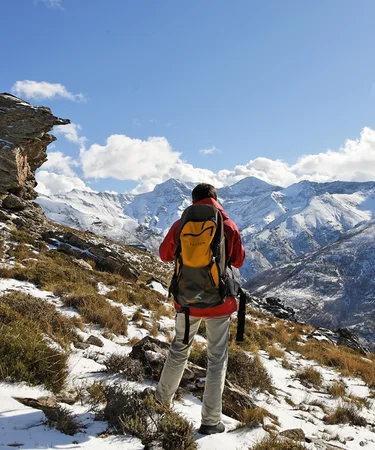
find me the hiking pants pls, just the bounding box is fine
[155,313,231,426]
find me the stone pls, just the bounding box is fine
[279,428,305,441]
[86,335,104,347]
[72,258,93,271]
[74,341,90,350]
[13,396,58,409]
[2,194,26,211]
[42,230,140,280]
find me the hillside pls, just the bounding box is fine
[2,215,375,449]
[246,220,375,351]
[1,93,375,450]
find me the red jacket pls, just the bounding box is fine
[159,198,245,317]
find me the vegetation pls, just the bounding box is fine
[0,303,67,392]
[44,406,82,435]
[296,366,323,388]
[103,353,144,381]
[249,435,306,450]
[324,404,367,426]
[102,386,197,449]
[328,381,346,398]
[0,291,82,349]
[63,291,128,335]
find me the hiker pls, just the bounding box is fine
[155,183,245,435]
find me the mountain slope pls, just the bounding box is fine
[37,178,375,280]
[246,220,375,349]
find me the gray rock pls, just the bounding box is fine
[86,335,104,347]
[72,258,93,271]
[0,93,69,200]
[2,194,26,211]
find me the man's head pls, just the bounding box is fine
[192,183,218,203]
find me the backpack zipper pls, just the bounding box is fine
[183,226,215,238]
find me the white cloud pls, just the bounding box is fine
[35,0,63,9]
[80,135,180,181]
[43,127,375,195]
[36,171,91,196]
[41,151,77,176]
[200,146,220,155]
[12,80,85,102]
[54,123,87,148]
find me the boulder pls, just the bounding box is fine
[2,194,26,211]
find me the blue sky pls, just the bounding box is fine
[2,0,375,194]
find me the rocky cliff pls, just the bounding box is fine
[0,93,69,205]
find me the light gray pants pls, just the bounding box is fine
[155,313,231,426]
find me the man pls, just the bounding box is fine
[155,183,245,435]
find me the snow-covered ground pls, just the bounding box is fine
[1,277,375,449]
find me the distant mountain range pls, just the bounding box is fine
[37,177,375,347]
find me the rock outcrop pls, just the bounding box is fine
[0,93,69,203]
[0,93,70,235]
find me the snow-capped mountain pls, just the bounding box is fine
[37,177,375,280]
[246,219,375,350]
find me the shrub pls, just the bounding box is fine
[328,381,346,398]
[296,366,323,387]
[324,404,367,426]
[86,381,107,410]
[103,353,144,381]
[102,386,197,448]
[227,348,273,393]
[0,291,82,349]
[249,436,306,450]
[240,406,271,428]
[158,410,197,450]
[0,308,67,392]
[44,406,82,435]
[10,227,35,244]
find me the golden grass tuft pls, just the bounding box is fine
[296,366,323,387]
[0,303,67,392]
[0,291,83,349]
[328,381,346,398]
[63,291,128,335]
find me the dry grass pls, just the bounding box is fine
[227,348,273,393]
[10,227,36,245]
[328,381,346,398]
[102,386,197,449]
[0,303,68,392]
[249,435,306,450]
[0,238,4,259]
[103,353,144,381]
[296,366,323,388]
[63,291,128,335]
[240,406,273,428]
[44,406,82,435]
[324,404,367,426]
[297,340,375,388]
[0,291,83,349]
[7,243,35,260]
[268,345,285,360]
[231,318,304,353]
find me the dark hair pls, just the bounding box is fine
[192,183,218,203]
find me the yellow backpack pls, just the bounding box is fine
[169,204,227,310]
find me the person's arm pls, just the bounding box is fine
[159,220,180,262]
[225,223,245,268]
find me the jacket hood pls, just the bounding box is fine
[193,197,230,221]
